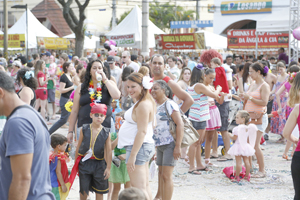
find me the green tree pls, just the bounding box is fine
[115,3,195,31]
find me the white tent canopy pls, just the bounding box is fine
[106,5,165,48]
[0,30,3,34]
[8,9,58,49]
[195,30,227,49]
[256,8,289,33]
[63,33,99,49]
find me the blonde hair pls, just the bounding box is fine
[211,57,221,66]
[237,110,250,125]
[288,72,300,107]
[138,66,149,76]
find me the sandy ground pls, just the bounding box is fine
[47,113,295,200]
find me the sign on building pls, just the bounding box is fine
[0,34,25,48]
[37,37,73,50]
[170,20,213,29]
[221,0,272,15]
[108,34,135,47]
[227,29,288,49]
[155,33,205,50]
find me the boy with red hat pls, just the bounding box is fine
[71,103,112,200]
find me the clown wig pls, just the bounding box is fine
[200,49,223,67]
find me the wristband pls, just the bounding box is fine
[103,79,108,84]
[68,131,74,134]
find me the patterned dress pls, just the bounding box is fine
[271,76,289,135]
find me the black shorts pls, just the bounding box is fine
[267,100,274,123]
[216,101,230,132]
[79,159,108,195]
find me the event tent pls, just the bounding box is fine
[195,30,227,49]
[105,5,165,48]
[8,9,58,49]
[63,33,99,49]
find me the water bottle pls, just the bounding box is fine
[96,72,102,82]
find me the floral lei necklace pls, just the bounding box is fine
[89,79,102,103]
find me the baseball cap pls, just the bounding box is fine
[107,56,115,64]
[42,51,51,57]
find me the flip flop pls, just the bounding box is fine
[188,170,202,175]
[217,156,233,161]
[196,167,212,171]
[210,155,219,159]
[206,162,218,167]
[252,172,266,178]
[282,154,289,160]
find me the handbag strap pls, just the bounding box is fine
[164,100,172,121]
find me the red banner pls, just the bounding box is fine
[155,33,205,50]
[227,29,289,49]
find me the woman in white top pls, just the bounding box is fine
[118,73,156,200]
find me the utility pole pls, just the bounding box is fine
[3,0,8,59]
[112,0,117,29]
[141,0,149,57]
[196,0,200,32]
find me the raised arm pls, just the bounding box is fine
[194,83,221,100]
[100,71,120,100]
[168,80,193,113]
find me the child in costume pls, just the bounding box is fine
[111,99,122,121]
[49,134,70,200]
[72,103,112,200]
[228,110,257,182]
[109,111,131,200]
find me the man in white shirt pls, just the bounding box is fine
[165,56,180,81]
[122,51,140,72]
[107,56,122,85]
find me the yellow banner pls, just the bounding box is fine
[37,37,70,49]
[0,34,25,48]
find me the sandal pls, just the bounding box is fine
[196,167,212,171]
[252,171,266,178]
[188,170,202,175]
[206,162,218,167]
[276,137,285,143]
[217,155,233,161]
[210,154,219,159]
[282,154,289,160]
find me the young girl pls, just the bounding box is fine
[203,69,225,166]
[275,65,300,160]
[187,64,222,174]
[228,110,257,182]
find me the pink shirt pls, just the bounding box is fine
[295,105,300,152]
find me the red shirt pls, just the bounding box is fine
[37,71,47,87]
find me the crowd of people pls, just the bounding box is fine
[0,47,299,200]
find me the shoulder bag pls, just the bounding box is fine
[164,101,200,148]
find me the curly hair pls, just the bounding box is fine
[200,49,223,66]
[80,60,110,95]
[16,68,38,90]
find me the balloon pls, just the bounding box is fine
[109,40,117,46]
[104,42,111,51]
[110,45,115,51]
[293,27,300,40]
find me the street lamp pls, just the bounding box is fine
[11,4,28,59]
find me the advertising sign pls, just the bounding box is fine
[170,20,213,29]
[227,29,289,49]
[155,33,205,50]
[108,34,135,47]
[37,37,72,49]
[0,34,25,48]
[221,0,272,15]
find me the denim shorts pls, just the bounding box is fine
[125,143,155,166]
[191,120,206,130]
[255,113,268,133]
[156,141,177,166]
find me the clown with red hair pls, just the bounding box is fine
[200,49,233,161]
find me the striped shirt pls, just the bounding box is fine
[188,84,210,122]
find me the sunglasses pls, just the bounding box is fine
[122,56,127,58]
[94,113,103,117]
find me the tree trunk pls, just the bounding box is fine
[75,33,84,57]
